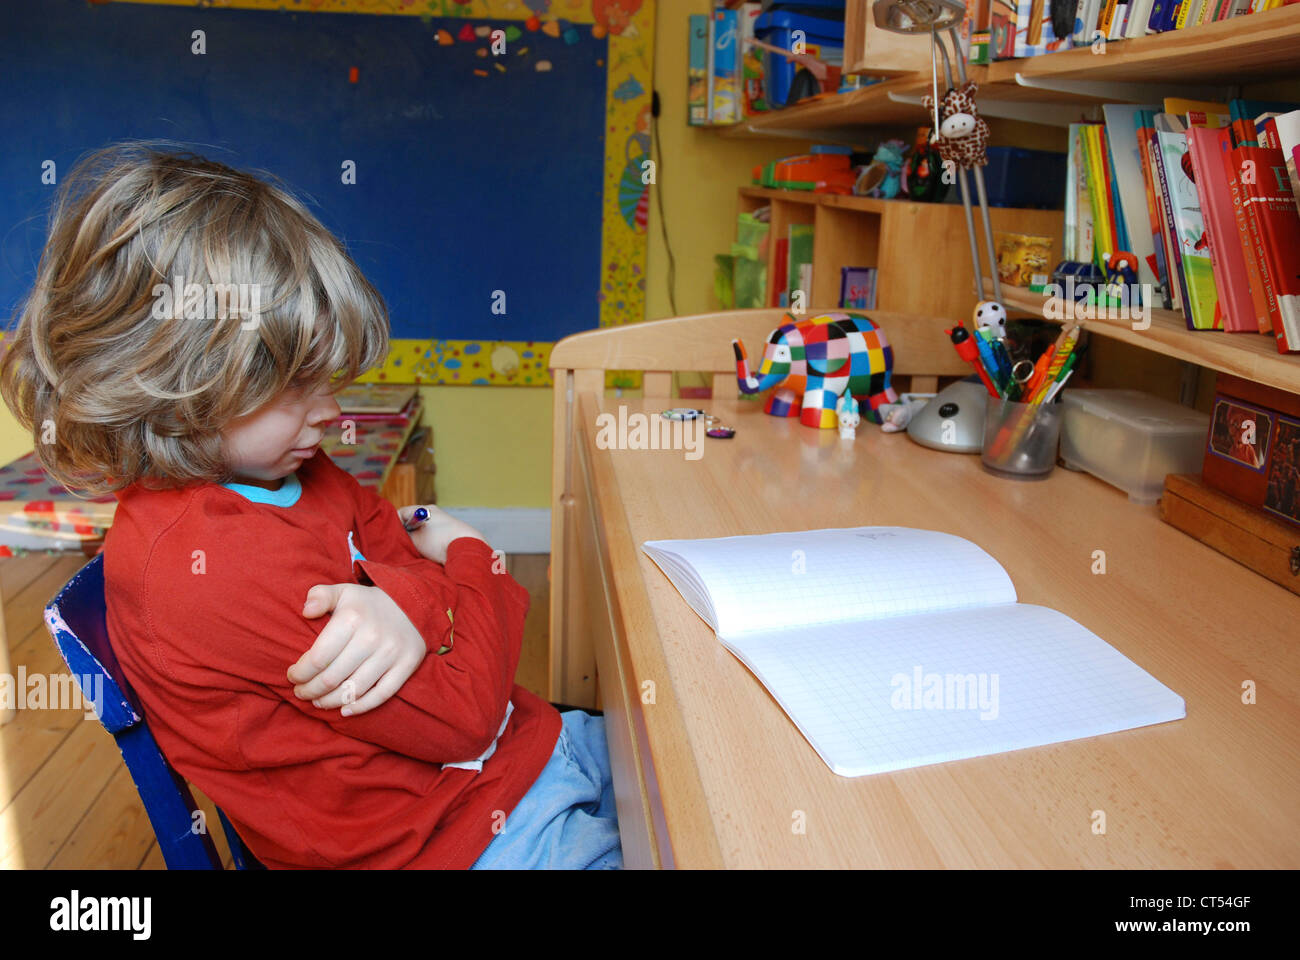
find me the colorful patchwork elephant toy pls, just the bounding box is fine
[732,312,898,429]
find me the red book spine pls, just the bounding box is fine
[1224,138,1273,334]
[1241,139,1300,353]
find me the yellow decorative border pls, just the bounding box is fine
[120,0,654,387]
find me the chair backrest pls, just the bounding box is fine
[44,554,262,870]
[545,307,969,704]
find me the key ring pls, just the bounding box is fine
[1011,360,1035,385]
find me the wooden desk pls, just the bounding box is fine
[569,393,1300,869]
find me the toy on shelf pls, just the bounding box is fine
[1103,251,1140,306]
[854,139,907,199]
[901,127,946,202]
[753,146,857,195]
[836,393,861,439]
[732,312,898,430]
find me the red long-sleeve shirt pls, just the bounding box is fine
[103,449,561,869]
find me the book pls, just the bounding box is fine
[1187,126,1257,331]
[1145,115,1183,309]
[1222,131,1274,333]
[705,10,716,124]
[1236,126,1300,352]
[738,2,767,116]
[839,266,877,309]
[1067,124,1097,266]
[1156,112,1226,329]
[712,7,740,125]
[641,527,1186,778]
[1126,0,1157,34]
[1075,0,1105,40]
[1269,109,1300,214]
[1104,104,1163,289]
[1135,110,1173,305]
[1152,115,1193,316]
[688,15,709,126]
[787,223,815,307]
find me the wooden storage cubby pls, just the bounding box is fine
[739,186,1063,323]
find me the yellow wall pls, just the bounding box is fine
[0,2,804,507]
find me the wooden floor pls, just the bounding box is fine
[0,551,552,869]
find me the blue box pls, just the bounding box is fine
[944,147,1066,209]
[754,9,844,109]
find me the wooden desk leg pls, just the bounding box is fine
[0,597,14,725]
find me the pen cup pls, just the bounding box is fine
[981,399,1063,479]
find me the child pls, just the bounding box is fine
[0,142,622,869]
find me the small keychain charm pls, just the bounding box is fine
[661,408,706,421]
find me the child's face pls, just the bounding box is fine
[221,381,342,490]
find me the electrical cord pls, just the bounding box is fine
[650,90,677,316]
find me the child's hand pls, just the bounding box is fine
[289,583,427,716]
[397,504,488,565]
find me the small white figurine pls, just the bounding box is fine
[973,299,1008,340]
[836,393,861,439]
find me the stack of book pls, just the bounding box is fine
[1063,98,1300,353]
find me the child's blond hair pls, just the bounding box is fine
[0,141,390,497]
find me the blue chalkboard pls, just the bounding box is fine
[0,0,607,344]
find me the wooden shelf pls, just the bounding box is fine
[712,7,1300,136]
[740,186,887,213]
[987,5,1300,87]
[991,283,1300,394]
[716,75,933,139]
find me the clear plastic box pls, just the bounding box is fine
[1059,389,1210,504]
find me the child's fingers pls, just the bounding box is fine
[294,629,375,703]
[288,611,359,689]
[311,651,392,710]
[338,665,410,717]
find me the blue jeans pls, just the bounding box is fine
[470,709,623,869]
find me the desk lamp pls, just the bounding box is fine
[872,0,1003,453]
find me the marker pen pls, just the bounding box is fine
[403,507,429,532]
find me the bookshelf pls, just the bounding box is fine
[740,186,1062,323]
[718,6,1300,393]
[992,283,1300,395]
[718,6,1300,138]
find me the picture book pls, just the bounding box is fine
[1186,126,1256,332]
[688,15,709,126]
[839,266,877,309]
[1238,122,1300,352]
[738,2,768,116]
[1155,112,1225,329]
[1221,129,1274,334]
[1135,110,1173,305]
[1103,104,1162,287]
[712,8,740,125]
[641,527,1186,778]
[1146,114,1183,310]
[1067,123,1096,266]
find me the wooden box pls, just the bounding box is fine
[843,0,938,76]
[1160,473,1300,597]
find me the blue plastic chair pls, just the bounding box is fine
[43,553,263,869]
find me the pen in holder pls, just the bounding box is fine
[981,399,1062,479]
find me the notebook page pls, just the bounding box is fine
[642,527,1016,637]
[722,603,1185,777]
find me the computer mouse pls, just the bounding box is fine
[906,377,988,454]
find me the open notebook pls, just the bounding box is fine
[641,527,1185,777]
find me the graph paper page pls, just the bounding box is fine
[723,603,1186,777]
[642,527,1017,637]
